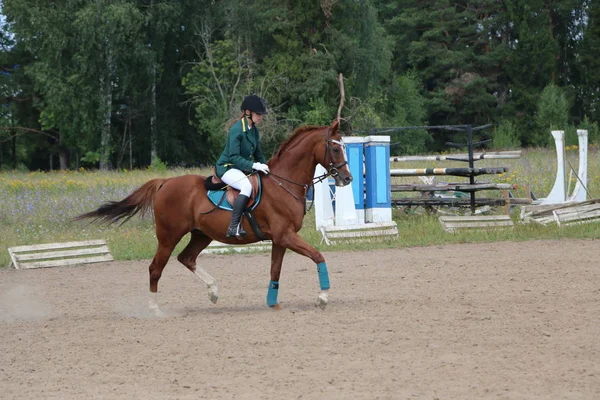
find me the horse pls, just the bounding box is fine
[76,119,352,315]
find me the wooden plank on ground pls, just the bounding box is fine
[15,247,110,261]
[326,229,399,239]
[322,222,398,232]
[438,215,512,222]
[520,199,600,226]
[8,239,113,269]
[9,240,107,253]
[22,254,114,269]
[203,241,272,254]
[439,215,514,233]
[319,222,399,245]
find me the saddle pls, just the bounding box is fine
[204,170,267,240]
[204,169,261,209]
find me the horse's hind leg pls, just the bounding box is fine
[177,230,219,304]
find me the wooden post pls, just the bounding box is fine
[503,190,510,215]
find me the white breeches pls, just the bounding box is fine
[221,168,252,196]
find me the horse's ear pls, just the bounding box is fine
[330,119,340,134]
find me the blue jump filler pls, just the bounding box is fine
[267,280,279,306]
[316,262,330,290]
[364,136,392,223]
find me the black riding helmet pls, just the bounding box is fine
[241,95,268,115]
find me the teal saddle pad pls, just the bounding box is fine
[207,175,263,211]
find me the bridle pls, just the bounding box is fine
[268,128,348,213]
[315,128,348,183]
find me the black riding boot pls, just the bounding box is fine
[226,194,249,239]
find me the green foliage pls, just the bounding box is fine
[80,151,101,165]
[149,157,168,172]
[579,116,599,145]
[577,0,600,124]
[302,98,336,126]
[493,120,521,149]
[534,84,569,146]
[348,96,384,131]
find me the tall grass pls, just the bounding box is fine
[1,146,598,268]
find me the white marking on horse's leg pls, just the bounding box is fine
[193,267,219,304]
[317,290,329,310]
[148,292,165,317]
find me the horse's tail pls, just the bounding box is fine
[75,178,167,225]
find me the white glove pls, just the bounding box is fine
[252,162,270,174]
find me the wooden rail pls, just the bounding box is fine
[391,183,516,192]
[391,198,532,207]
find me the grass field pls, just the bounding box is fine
[1,145,598,268]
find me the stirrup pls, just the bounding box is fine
[226,223,246,239]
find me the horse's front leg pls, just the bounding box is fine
[267,244,287,309]
[277,231,330,310]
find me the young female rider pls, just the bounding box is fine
[215,95,270,238]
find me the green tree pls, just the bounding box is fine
[535,84,569,146]
[375,1,508,149]
[577,0,600,124]
[3,0,152,169]
[503,0,584,143]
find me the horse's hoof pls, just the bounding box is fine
[149,306,166,317]
[148,295,166,317]
[208,285,219,304]
[316,291,329,310]
[269,304,282,310]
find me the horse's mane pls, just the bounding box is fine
[271,125,322,161]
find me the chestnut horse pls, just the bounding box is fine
[76,120,352,315]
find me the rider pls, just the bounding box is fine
[215,95,270,238]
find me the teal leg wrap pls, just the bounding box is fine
[317,262,330,290]
[267,281,279,306]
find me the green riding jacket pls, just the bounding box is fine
[215,116,267,178]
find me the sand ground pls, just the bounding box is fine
[1,239,599,400]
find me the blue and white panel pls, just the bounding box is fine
[364,136,392,223]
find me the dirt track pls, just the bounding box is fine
[1,239,599,400]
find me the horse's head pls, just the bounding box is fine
[318,120,353,187]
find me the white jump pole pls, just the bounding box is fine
[540,130,567,205]
[567,129,588,202]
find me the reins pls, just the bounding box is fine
[268,128,348,213]
[268,169,337,214]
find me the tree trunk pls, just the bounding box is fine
[12,135,16,169]
[150,62,158,164]
[100,46,113,170]
[59,150,69,170]
[129,111,133,170]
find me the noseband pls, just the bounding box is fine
[323,128,348,178]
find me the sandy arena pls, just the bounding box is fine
[1,239,599,399]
